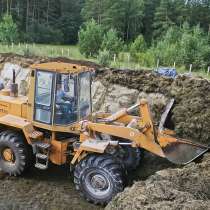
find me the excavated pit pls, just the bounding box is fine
[0,53,209,209]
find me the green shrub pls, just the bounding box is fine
[0,14,19,44]
[130,35,146,60]
[149,24,210,69]
[97,49,111,66]
[79,19,103,57]
[22,47,36,57]
[135,51,155,67]
[178,25,210,68]
[101,29,123,57]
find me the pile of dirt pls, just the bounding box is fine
[96,68,210,144]
[106,153,210,210]
[0,53,101,69]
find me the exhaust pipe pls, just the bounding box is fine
[10,69,18,97]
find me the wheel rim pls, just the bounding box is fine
[1,148,15,163]
[84,170,112,198]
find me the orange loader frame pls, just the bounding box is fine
[72,99,209,165]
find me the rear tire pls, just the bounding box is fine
[0,130,33,176]
[74,154,124,205]
[119,146,142,171]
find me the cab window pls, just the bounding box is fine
[34,71,53,124]
[54,74,78,125]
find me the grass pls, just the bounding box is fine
[0,43,85,59]
[0,43,209,79]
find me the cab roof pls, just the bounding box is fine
[30,62,94,74]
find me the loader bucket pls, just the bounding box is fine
[162,139,209,165]
[158,99,209,165]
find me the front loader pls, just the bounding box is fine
[0,62,208,205]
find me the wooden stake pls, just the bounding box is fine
[156,59,160,69]
[114,54,116,63]
[189,64,192,73]
[127,54,130,67]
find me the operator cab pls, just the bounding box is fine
[30,62,93,126]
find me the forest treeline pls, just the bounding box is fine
[0,0,210,69]
[0,0,210,44]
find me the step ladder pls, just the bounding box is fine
[34,142,50,170]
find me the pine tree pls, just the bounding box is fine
[142,0,160,43]
[153,0,174,39]
[58,0,83,44]
[81,0,106,24]
[0,14,18,43]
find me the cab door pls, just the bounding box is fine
[34,70,54,124]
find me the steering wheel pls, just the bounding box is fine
[62,96,75,103]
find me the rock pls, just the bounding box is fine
[101,85,139,113]
[92,81,107,112]
[0,63,30,95]
[19,80,29,96]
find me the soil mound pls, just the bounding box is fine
[97,68,210,144]
[0,53,101,69]
[106,153,210,210]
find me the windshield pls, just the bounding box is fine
[79,72,91,119]
[54,73,78,125]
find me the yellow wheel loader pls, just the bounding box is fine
[0,62,208,205]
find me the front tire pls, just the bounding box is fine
[74,154,124,205]
[0,130,33,176]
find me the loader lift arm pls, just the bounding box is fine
[73,99,209,165]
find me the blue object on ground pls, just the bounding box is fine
[155,67,177,78]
